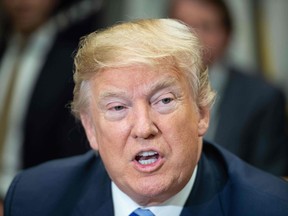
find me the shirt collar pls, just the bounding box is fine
[112,165,198,216]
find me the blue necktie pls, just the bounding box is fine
[129,208,155,216]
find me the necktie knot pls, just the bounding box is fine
[129,208,155,216]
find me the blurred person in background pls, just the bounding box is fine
[169,0,288,176]
[0,0,104,211]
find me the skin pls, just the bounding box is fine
[2,0,58,37]
[81,64,209,206]
[170,0,230,65]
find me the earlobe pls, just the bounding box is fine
[198,108,210,137]
[80,113,99,150]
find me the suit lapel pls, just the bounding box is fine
[22,35,79,167]
[181,142,228,216]
[72,143,228,216]
[72,157,114,216]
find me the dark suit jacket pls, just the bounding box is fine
[0,26,92,169]
[21,30,90,168]
[212,66,288,176]
[5,141,288,216]
[0,7,107,169]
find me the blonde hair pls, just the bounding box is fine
[71,18,215,119]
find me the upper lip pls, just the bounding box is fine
[133,148,162,161]
[137,151,158,157]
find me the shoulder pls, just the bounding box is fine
[202,141,288,214]
[4,151,105,215]
[8,150,99,189]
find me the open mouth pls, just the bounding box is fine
[135,151,159,165]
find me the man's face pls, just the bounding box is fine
[3,0,58,34]
[81,64,209,205]
[171,0,230,65]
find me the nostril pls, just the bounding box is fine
[133,131,157,140]
[144,134,156,140]
[130,108,159,139]
[131,123,159,139]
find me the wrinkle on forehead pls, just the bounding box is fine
[88,63,193,105]
[97,75,184,101]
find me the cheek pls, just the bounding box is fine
[162,109,200,152]
[172,105,199,133]
[94,121,135,187]
[95,119,131,154]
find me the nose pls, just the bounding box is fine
[130,103,159,139]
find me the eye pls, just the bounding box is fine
[161,97,173,104]
[105,103,128,121]
[112,105,125,111]
[152,93,177,114]
[106,102,127,112]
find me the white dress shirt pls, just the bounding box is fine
[112,166,198,216]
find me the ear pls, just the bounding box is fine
[80,113,99,150]
[198,107,210,137]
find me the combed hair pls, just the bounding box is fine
[71,18,215,119]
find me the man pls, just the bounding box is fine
[4,19,288,216]
[169,0,288,176]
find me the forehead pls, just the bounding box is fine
[90,64,189,96]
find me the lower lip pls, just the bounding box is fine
[132,156,164,173]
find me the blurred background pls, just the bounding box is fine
[1,0,287,100]
[104,0,288,104]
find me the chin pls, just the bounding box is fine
[129,176,180,206]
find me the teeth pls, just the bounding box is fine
[138,151,158,157]
[135,151,159,165]
[139,158,157,165]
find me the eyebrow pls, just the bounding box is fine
[98,76,181,101]
[145,76,181,97]
[98,88,128,101]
